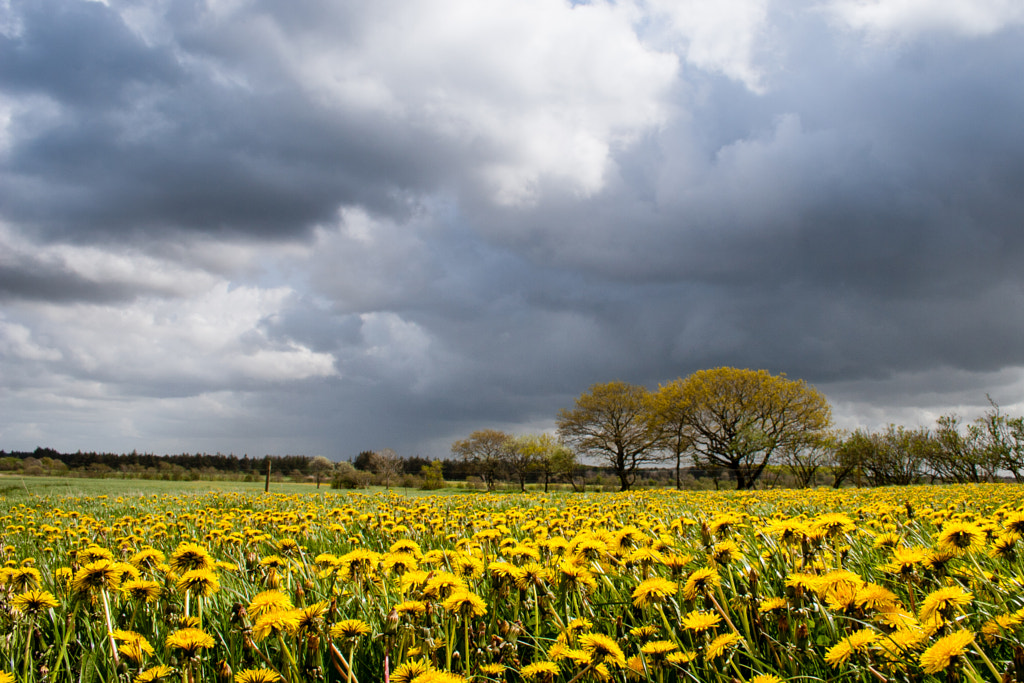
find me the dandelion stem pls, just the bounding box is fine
[101,588,120,666]
[22,616,35,682]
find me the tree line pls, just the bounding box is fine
[452,367,1024,491]
[0,449,322,482]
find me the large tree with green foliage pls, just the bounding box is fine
[556,381,662,491]
[451,429,514,491]
[661,367,833,490]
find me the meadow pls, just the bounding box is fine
[2,481,1024,683]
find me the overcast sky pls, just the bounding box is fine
[2,0,1024,460]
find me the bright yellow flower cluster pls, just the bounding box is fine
[0,483,1023,682]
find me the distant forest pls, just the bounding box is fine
[0,447,687,490]
[0,447,530,484]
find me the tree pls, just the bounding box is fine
[778,438,836,488]
[369,448,404,489]
[420,460,445,490]
[974,399,1024,483]
[856,425,934,486]
[451,430,514,491]
[830,430,871,488]
[352,451,376,471]
[663,368,833,490]
[512,434,574,493]
[648,384,695,489]
[507,435,543,492]
[929,415,998,483]
[556,381,662,491]
[309,456,335,488]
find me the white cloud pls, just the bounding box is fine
[0,318,62,362]
[5,279,336,389]
[830,0,1024,38]
[643,0,770,91]
[239,0,679,205]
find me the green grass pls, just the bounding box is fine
[0,474,476,501]
[0,474,343,500]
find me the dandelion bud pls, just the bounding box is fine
[215,659,232,683]
[231,602,246,624]
[748,568,759,595]
[386,608,400,631]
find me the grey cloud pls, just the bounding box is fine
[3,0,1024,456]
[0,260,143,303]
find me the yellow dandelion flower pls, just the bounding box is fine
[11,589,59,616]
[247,590,293,618]
[628,624,659,639]
[759,597,788,613]
[122,579,163,603]
[681,610,721,633]
[881,546,930,575]
[391,660,434,683]
[919,586,972,623]
[134,665,176,683]
[423,572,466,599]
[749,675,785,683]
[624,655,647,680]
[251,610,301,642]
[514,563,548,590]
[631,576,677,608]
[409,671,466,683]
[519,662,560,680]
[165,628,215,657]
[683,567,720,601]
[129,548,166,570]
[937,522,986,554]
[704,632,742,661]
[234,669,283,683]
[639,640,678,660]
[72,559,122,594]
[176,568,220,597]
[330,619,372,641]
[710,540,741,566]
[919,629,975,674]
[478,663,506,676]
[169,542,215,573]
[120,640,155,664]
[8,566,42,591]
[855,583,898,612]
[666,650,698,665]
[442,589,487,618]
[825,629,878,668]
[579,632,626,668]
[548,643,590,666]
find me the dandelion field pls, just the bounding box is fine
[4,485,1024,683]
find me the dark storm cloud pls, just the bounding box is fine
[2,0,1024,456]
[0,0,460,243]
[0,258,144,303]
